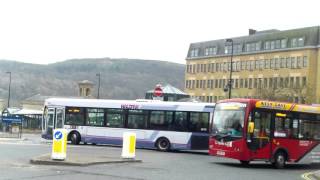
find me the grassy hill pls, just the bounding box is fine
[0,58,185,106]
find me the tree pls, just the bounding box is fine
[253,83,313,104]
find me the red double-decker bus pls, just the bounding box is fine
[209,98,320,168]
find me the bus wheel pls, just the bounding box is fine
[273,151,286,169]
[70,132,80,145]
[240,160,250,166]
[156,138,171,152]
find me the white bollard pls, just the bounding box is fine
[51,129,67,160]
[121,132,136,159]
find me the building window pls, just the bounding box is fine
[246,42,260,52]
[279,77,283,88]
[291,57,296,68]
[250,61,254,71]
[244,79,248,88]
[270,41,275,50]
[269,78,273,88]
[297,56,302,68]
[236,61,241,71]
[280,58,285,68]
[254,78,257,88]
[240,79,243,88]
[265,59,270,69]
[275,58,280,69]
[284,77,289,88]
[211,63,215,72]
[281,39,287,48]
[196,80,199,88]
[190,48,199,57]
[259,60,264,69]
[303,56,308,67]
[270,58,275,69]
[249,78,253,89]
[246,61,250,70]
[255,42,261,51]
[263,78,268,88]
[298,37,304,47]
[234,79,238,88]
[302,77,307,86]
[265,41,270,50]
[255,60,259,70]
[286,57,291,68]
[291,38,297,48]
[275,40,281,49]
[233,44,242,54]
[225,45,232,54]
[241,61,246,70]
[290,77,294,88]
[296,77,300,88]
[205,47,217,56]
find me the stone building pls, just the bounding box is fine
[185,26,320,104]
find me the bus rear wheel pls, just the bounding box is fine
[70,132,81,145]
[156,138,171,152]
[273,151,286,169]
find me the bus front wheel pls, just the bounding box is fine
[156,138,171,152]
[273,151,286,169]
[70,132,81,145]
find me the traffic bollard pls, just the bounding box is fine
[121,132,136,159]
[51,129,67,160]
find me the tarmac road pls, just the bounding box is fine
[0,135,318,180]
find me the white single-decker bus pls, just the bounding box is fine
[42,98,215,151]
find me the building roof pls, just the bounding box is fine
[187,26,320,59]
[3,107,21,114]
[13,109,43,115]
[23,94,84,103]
[78,80,94,85]
[146,84,188,95]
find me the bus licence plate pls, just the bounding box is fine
[217,151,225,156]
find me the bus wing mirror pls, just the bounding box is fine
[248,122,254,134]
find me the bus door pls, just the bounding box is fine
[46,108,55,138]
[55,108,65,129]
[247,109,272,160]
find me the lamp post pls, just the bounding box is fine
[6,72,11,107]
[225,39,233,99]
[96,73,101,99]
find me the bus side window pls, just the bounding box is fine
[189,112,209,132]
[173,112,188,131]
[298,113,320,140]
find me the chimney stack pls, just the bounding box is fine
[249,29,257,35]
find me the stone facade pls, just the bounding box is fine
[185,26,320,104]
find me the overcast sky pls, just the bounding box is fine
[0,0,319,65]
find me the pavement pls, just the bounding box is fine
[30,153,142,166]
[2,133,142,166]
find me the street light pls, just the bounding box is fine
[225,39,234,99]
[96,73,101,99]
[6,72,11,107]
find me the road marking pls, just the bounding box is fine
[301,172,314,180]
